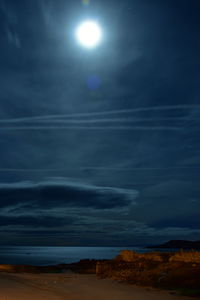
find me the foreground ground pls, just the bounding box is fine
[0,272,197,300]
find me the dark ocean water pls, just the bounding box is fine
[0,246,150,266]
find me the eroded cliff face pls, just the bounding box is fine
[169,251,200,263]
[96,250,200,291]
[115,249,200,263]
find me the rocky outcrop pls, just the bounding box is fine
[115,250,167,262]
[115,249,200,264]
[169,251,200,263]
[96,250,200,292]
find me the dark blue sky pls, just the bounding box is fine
[0,0,200,246]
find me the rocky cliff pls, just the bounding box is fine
[96,250,200,293]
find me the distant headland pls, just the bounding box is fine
[147,240,200,250]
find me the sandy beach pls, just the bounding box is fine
[0,272,196,300]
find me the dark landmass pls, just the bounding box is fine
[147,240,200,250]
[0,259,99,274]
[0,250,200,297]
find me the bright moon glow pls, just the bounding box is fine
[75,21,102,49]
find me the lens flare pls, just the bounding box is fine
[87,75,101,90]
[82,0,90,6]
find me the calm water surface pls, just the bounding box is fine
[0,246,147,265]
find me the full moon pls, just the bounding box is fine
[75,20,103,49]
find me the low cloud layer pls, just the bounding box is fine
[0,178,199,246]
[0,180,138,210]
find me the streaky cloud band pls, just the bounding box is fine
[7,116,196,124]
[0,104,199,123]
[0,166,199,172]
[0,126,182,131]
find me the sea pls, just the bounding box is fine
[0,246,154,266]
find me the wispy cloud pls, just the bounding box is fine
[0,166,199,173]
[0,104,199,123]
[5,26,21,48]
[0,126,182,131]
[0,0,21,48]
[39,0,53,26]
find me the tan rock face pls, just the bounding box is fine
[115,250,165,262]
[116,250,200,263]
[96,250,200,292]
[169,251,200,263]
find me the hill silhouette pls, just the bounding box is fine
[148,240,200,250]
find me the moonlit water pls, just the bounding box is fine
[0,246,148,266]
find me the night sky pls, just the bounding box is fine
[0,0,200,246]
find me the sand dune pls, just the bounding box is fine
[0,273,196,300]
